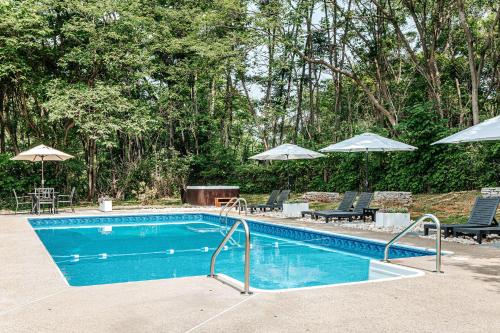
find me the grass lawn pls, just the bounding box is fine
[243,191,496,224]
[6,191,497,225]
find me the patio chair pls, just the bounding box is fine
[452,225,500,244]
[423,196,499,238]
[301,191,357,218]
[314,192,374,223]
[12,189,34,214]
[57,187,76,213]
[249,190,280,213]
[251,190,291,213]
[34,188,56,214]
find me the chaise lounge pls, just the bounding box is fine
[250,190,290,213]
[314,192,373,223]
[423,196,499,238]
[249,190,280,213]
[301,191,357,219]
[453,225,500,244]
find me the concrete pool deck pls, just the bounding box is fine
[1,209,499,332]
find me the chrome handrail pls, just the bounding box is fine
[209,218,252,294]
[383,213,443,273]
[219,197,247,234]
[219,197,239,219]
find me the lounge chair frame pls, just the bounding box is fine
[301,191,357,219]
[453,226,500,244]
[251,190,290,213]
[249,190,280,213]
[314,192,374,223]
[423,196,500,238]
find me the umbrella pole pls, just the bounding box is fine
[364,150,369,191]
[42,156,45,188]
[287,156,290,190]
[41,156,45,189]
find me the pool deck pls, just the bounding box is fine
[1,208,499,333]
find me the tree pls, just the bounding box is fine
[45,83,152,199]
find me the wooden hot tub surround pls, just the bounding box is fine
[184,186,240,206]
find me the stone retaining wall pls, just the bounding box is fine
[301,192,339,202]
[373,191,412,208]
[481,187,500,198]
[301,191,413,207]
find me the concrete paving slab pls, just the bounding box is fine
[1,210,499,332]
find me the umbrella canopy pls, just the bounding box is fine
[249,143,325,160]
[319,133,417,152]
[11,144,74,187]
[320,133,417,190]
[250,144,324,188]
[432,115,500,144]
[11,144,74,162]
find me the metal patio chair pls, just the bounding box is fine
[34,187,56,214]
[12,189,34,214]
[57,187,75,213]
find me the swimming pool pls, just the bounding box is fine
[29,213,433,290]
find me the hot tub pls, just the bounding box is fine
[183,186,240,206]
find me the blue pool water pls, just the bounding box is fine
[30,214,433,290]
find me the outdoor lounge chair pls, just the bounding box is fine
[452,225,500,244]
[423,196,499,238]
[301,191,357,218]
[314,192,373,223]
[249,190,280,213]
[250,190,290,213]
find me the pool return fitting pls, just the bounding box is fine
[209,217,252,295]
[383,213,443,273]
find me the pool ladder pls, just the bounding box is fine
[219,197,247,235]
[383,214,443,273]
[209,217,252,294]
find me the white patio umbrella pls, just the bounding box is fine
[11,144,74,188]
[249,143,325,188]
[432,115,500,144]
[320,133,417,190]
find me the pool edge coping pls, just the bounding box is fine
[26,211,450,292]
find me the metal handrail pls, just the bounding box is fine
[209,218,252,294]
[383,213,443,273]
[219,197,247,233]
[219,197,239,218]
[219,197,247,216]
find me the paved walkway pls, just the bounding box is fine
[1,209,499,332]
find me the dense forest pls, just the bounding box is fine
[0,0,499,204]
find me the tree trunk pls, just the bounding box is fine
[457,0,480,124]
[86,138,97,200]
[295,60,307,143]
[0,89,5,153]
[223,69,233,147]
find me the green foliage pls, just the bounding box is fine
[0,0,498,208]
[157,148,194,196]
